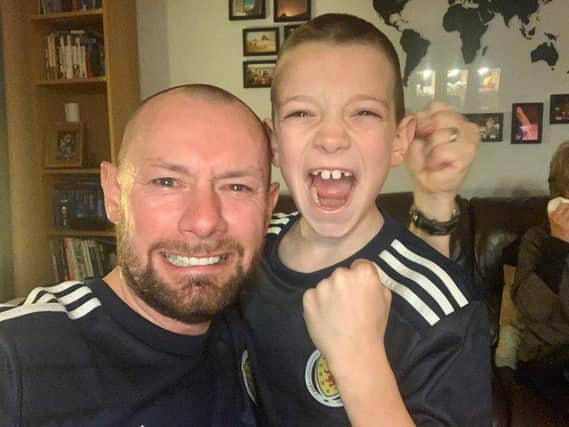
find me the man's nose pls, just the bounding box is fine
[178,186,228,238]
[313,117,350,153]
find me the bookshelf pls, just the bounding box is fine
[1,0,140,296]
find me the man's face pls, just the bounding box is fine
[112,93,277,324]
[271,42,406,239]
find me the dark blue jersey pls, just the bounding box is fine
[241,212,492,426]
[0,278,256,426]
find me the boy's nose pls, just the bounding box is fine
[313,118,350,153]
[178,186,228,239]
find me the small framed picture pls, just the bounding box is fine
[550,94,569,124]
[243,27,279,56]
[45,122,84,168]
[511,102,543,144]
[229,0,265,20]
[284,24,301,40]
[243,60,276,88]
[464,113,503,142]
[274,0,311,22]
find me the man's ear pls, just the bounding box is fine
[391,115,416,167]
[100,161,121,225]
[264,118,279,167]
[266,182,280,223]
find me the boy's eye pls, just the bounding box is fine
[357,110,381,118]
[284,110,309,119]
[152,177,176,187]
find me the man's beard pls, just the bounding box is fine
[118,232,258,324]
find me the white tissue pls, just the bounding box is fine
[547,197,569,214]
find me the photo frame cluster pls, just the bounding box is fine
[465,93,568,145]
[232,0,311,88]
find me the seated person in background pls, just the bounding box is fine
[511,140,569,408]
[240,13,490,426]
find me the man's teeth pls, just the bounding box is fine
[164,254,224,267]
[311,169,352,180]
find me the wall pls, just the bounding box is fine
[0,10,14,300]
[136,0,569,198]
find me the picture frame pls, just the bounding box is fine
[511,102,543,144]
[274,0,311,22]
[464,113,503,142]
[550,93,569,124]
[243,27,280,56]
[45,122,84,168]
[243,60,276,88]
[284,24,301,40]
[229,0,265,20]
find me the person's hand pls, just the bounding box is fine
[405,102,480,215]
[302,260,391,368]
[549,202,569,243]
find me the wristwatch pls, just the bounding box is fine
[409,204,460,236]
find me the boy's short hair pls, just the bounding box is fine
[549,140,569,197]
[271,13,405,123]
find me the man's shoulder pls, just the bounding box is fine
[266,211,299,237]
[0,281,100,333]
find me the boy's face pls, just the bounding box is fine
[270,42,410,239]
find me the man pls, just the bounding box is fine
[0,84,279,426]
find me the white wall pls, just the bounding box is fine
[136,0,569,197]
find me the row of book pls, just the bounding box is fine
[49,237,116,282]
[53,178,110,230]
[44,30,105,80]
[40,0,103,14]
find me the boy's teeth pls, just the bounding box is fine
[311,169,351,180]
[165,254,222,267]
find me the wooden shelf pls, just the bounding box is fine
[44,168,101,176]
[36,77,107,87]
[31,9,103,24]
[3,0,139,294]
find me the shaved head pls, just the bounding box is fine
[119,84,271,176]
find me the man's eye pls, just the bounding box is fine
[152,177,176,187]
[228,184,252,192]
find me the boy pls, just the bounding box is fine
[240,14,491,426]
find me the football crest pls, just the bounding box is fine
[304,349,344,407]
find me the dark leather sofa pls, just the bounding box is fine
[275,192,566,427]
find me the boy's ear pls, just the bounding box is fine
[391,115,416,167]
[100,161,121,225]
[263,117,280,167]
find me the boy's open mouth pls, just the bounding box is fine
[308,168,355,210]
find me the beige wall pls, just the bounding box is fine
[137,0,569,197]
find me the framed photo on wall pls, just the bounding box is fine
[464,113,503,142]
[243,60,276,88]
[243,27,279,56]
[511,102,543,144]
[274,0,311,22]
[229,0,265,20]
[550,93,569,124]
[45,122,84,168]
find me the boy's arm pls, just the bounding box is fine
[303,260,415,427]
[405,102,480,256]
